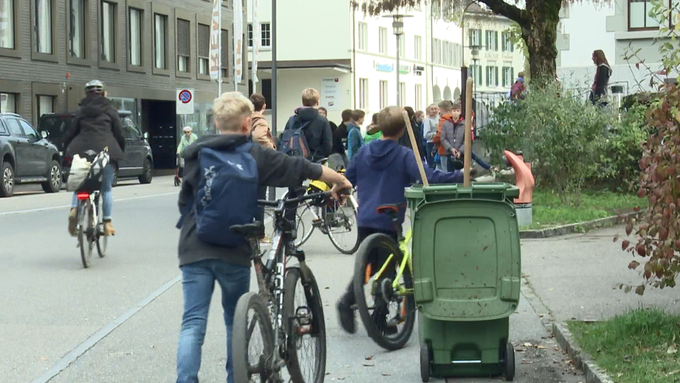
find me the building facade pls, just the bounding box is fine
[0,0,248,169]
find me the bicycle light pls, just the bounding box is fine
[76,192,90,200]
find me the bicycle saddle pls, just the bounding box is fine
[230,222,265,237]
[376,203,406,217]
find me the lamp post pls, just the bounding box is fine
[383,14,412,107]
[470,44,480,116]
[460,0,476,112]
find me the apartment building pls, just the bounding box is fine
[0,0,247,169]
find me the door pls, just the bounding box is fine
[19,119,51,177]
[144,100,176,169]
[118,117,145,177]
[4,119,32,177]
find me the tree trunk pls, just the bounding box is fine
[521,0,560,83]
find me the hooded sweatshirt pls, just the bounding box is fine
[63,95,126,161]
[424,116,439,142]
[284,106,333,161]
[345,139,463,231]
[177,134,322,267]
[346,122,363,161]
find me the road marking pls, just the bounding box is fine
[30,275,182,383]
[0,192,178,216]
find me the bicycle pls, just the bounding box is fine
[73,153,109,269]
[231,190,345,383]
[283,157,360,254]
[352,203,416,351]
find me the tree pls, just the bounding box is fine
[354,0,609,82]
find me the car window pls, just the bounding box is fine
[19,120,39,140]
[122,117,141,139]
[6,119,24,137]
[0,120,8,135]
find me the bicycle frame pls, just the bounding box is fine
[371,229,414,297]
[76,190,100,234]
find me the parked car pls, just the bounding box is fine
[38,110,154,186]
[0,113,62,197]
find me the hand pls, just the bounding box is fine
[450,148,459,157]
[330,176,353,201]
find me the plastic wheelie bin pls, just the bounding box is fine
[405,183,521,382]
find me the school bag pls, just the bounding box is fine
[278,117,312,159]
[177,142,259,248]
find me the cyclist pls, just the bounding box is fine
[63,80,125,237]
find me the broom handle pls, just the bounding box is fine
[402,110,429,187]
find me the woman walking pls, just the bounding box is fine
[590,50,612,107]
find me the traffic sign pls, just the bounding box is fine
[176,89,194,115]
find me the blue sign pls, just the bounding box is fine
[376,63,393,73]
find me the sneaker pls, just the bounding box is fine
[68,208,77,237]
[104,220,116,236]
[336,300,356,334]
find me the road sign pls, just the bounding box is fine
[176,89,194,115]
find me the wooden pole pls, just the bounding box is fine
[464,77,473,187]
[402,110,429,187]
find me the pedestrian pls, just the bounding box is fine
[175,91,351,383]
[248,93,276,149]
[439,100,494,173]
[346,109,366,162]
[398,107,425,159]
[423,104,440,169]
[510,72,527,101]
[318,107,338,134]
[177,127,199,156]
[333,109,352,164]
[364,113,382,144]
[590,49,612,107]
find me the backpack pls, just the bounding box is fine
[278,118,312,159]
[177,142,259,248]
[510,81,525,100]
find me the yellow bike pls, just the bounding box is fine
[353,203,416,350]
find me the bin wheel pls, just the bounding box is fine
[504,342,515,381]
[420,343,431,382]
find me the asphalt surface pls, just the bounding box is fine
[1,177,585,383]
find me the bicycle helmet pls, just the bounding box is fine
[85,79,105,96]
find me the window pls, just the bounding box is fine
[398,34,405,58]
[34,0,53,53]
[379,80,388,108]
[122,117,141,138]
[468,28,482,47]
[177,19,190,72]
[0,93,16,113]
[221,29,229,78]
[247,24,253,47]
[198,24,210,75]
[433,38,442,64]
[453,43,462,67]
[485,30,498,51]
[129,8,142,66]
[6,118,23,136]
[359,78,368,109]
[414,35,422,60]
[629,0,660,29]
[399,82,406,106]
[154,13,168,69]
[415,84,422,110]
[358,22,368,51]
[69,0,86,58]
[19,120,39,140]
[470,64,483,86]
[486,66,499,87]
[37,95,54,117]
[442,41,449,66]
[501,32,514,52]
[0,0,14,49]
[379,27,388,54]
[101,1,116,63]
[502,66,514,87]
[260,22,271,47]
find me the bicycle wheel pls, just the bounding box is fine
[283,266,326,383]
[78,202,94,269]
[326,195,360,254]
[96,197,107,258]
[353,233,416,351]
[294,202,316,247]
[232,292,275,383]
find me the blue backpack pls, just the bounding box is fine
[177,142,259,248]
[278,118,312,159]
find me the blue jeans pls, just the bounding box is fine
[425,142,436,169]
[176,259,251,383]
[71,165,114,220]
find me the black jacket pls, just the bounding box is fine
[284,107,333,161]
[63,96,125,161]
[177,134,322,267]
[333,122,348,155]
[591,63,612,103]
[398,119,425,157]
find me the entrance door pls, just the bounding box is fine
[142,100,176,169]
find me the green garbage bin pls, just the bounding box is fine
[405,183,522,382]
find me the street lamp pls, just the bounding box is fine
[459,0,476,112]
[469,44,481,116]
[383,14,413,107]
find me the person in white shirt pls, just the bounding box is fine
[423,104,440,169]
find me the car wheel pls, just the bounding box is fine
[139,159,153,184]
[1,162,15,197]
[41,160,62,193]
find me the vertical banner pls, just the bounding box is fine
[209,0,221,81]
[251,0,259,90]
[233,0,243,85]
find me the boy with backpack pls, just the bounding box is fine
[336,105,463,335]
[175,91,351,383]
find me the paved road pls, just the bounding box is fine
[0,177,583,383]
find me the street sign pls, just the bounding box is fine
[176,89,194,115]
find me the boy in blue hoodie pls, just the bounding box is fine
[336,105,463,334]
[346,109,365,162]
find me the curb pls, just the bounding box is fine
[552,321,616,383]
[519,211,643,239]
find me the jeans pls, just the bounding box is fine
[440,155,451,172]
[425,142,436,169]
[441,152,492,172]
[176,259,251,383]
[71,165,114,220]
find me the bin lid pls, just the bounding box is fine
[406,183,520,203]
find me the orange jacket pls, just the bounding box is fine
[432,114,454,156]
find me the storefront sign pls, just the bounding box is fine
[320,78,340,110]
[375,62,393,73]
[177,89,195,115]
[399,64,410,75]
[209,0,221,81]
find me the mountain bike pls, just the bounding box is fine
[353,203,416,351]
[231,190,346,383]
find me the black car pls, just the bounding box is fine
[0,113,62,197]
[38,110,154,186]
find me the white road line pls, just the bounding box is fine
[0,192,178,216]
[31,275,182,383]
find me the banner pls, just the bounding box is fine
[233,0,243,84]
[251,0,259,88]
[209,0,221,81]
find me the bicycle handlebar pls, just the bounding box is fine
[257,189,351,209]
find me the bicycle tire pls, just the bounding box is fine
[282,266,327,383]
[294,203,315,247]
[78,202,93,269]
[353,233,416,351]
[327,195,360,254]
[96,196,107,258]
[232,292,275,383]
